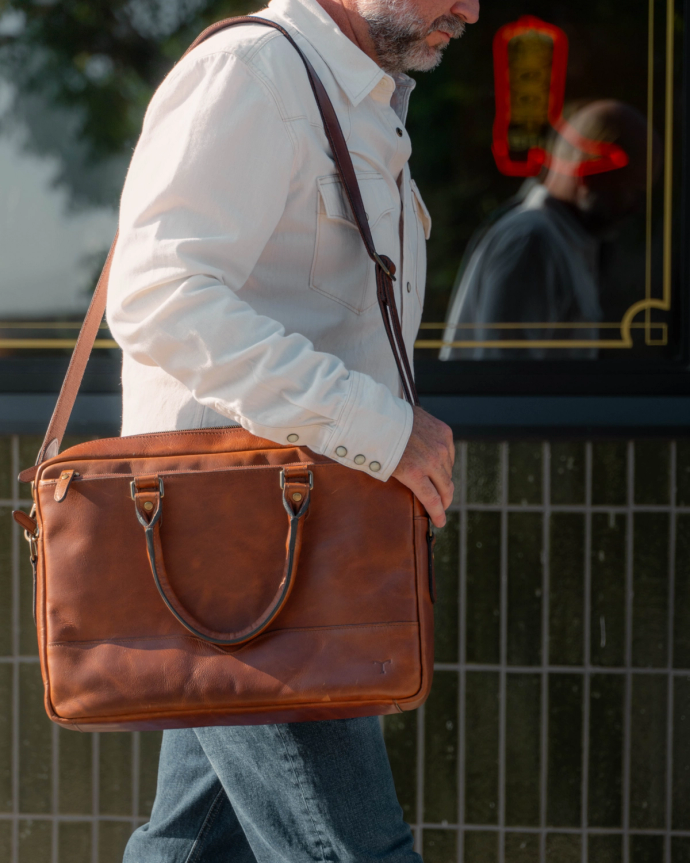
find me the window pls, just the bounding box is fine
[410,0,687,391]
[0,0,687,402]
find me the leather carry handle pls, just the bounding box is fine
[131,467,312,645]
[25,15,418,477]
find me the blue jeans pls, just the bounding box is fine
[124,717,422,862]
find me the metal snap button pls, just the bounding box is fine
[287,434,299,443]
[369,461,381,472]
[354,454,366,465]
[396,127,403,137]
[336,446,348,457]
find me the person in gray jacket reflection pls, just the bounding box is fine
[440,100,659,360]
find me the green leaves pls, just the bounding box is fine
[0,0,255,206]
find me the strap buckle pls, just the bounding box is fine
[279,469,313,490]
[130,477,165,500]
[374,253,396,281]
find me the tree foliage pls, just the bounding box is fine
[0,0,260,206]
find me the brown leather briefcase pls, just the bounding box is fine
[13,17,435,731]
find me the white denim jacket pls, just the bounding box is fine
[107,0,431,482]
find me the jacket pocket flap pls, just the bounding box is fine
[317,173,396,229]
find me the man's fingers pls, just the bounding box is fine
[433,420,455,474]
[423,430,454,479]
[445,437,455,473]
[447,431,456,467]
[415,477,447,528]
[391,408,456,527]
[420,436,454,508]
[418,466,454,525]
[428,464,454,510]
[433,438,453,477]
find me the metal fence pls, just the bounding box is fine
[1,435,688,862]
[384,439,690,863]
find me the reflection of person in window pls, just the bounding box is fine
[440,100,660,360]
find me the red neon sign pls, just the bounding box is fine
[492,16,628,177]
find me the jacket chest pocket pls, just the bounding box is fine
[310,173,398,315]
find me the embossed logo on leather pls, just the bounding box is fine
[373,659,392,675]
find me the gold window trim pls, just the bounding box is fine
[0,322,117,350]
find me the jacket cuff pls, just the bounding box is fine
[321,371,414,482]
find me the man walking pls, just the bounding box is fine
[108,0,478,858]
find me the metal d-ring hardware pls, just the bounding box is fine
[279,469,314,490]
[22,483,40,562]
[130,477,165,500]
[23,503,40,562]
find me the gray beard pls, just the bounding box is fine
[355,0,465,74]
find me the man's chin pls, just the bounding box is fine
[404,43,446,72]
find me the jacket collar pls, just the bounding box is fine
[265,0,412,108]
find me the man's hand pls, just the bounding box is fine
[392,407,455,528]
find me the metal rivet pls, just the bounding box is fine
[292,492,303,502]
[369,461,381,472]
[336,446,348,457]
[287,434,299,443]
[61,472,70,479]
[396,127,403,137]
[143,501,154,512]
[406,282,412,293]
[354,454,366,465]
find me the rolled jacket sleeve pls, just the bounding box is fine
[107,48,413,482]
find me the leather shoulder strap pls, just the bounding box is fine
[28,16,418,475]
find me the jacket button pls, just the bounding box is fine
[287,434,299,443]
[406,282,412,293]
[354,454,366,465]
[336,446,348,457]
[369,461,381,472]
[396,127,403,137]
